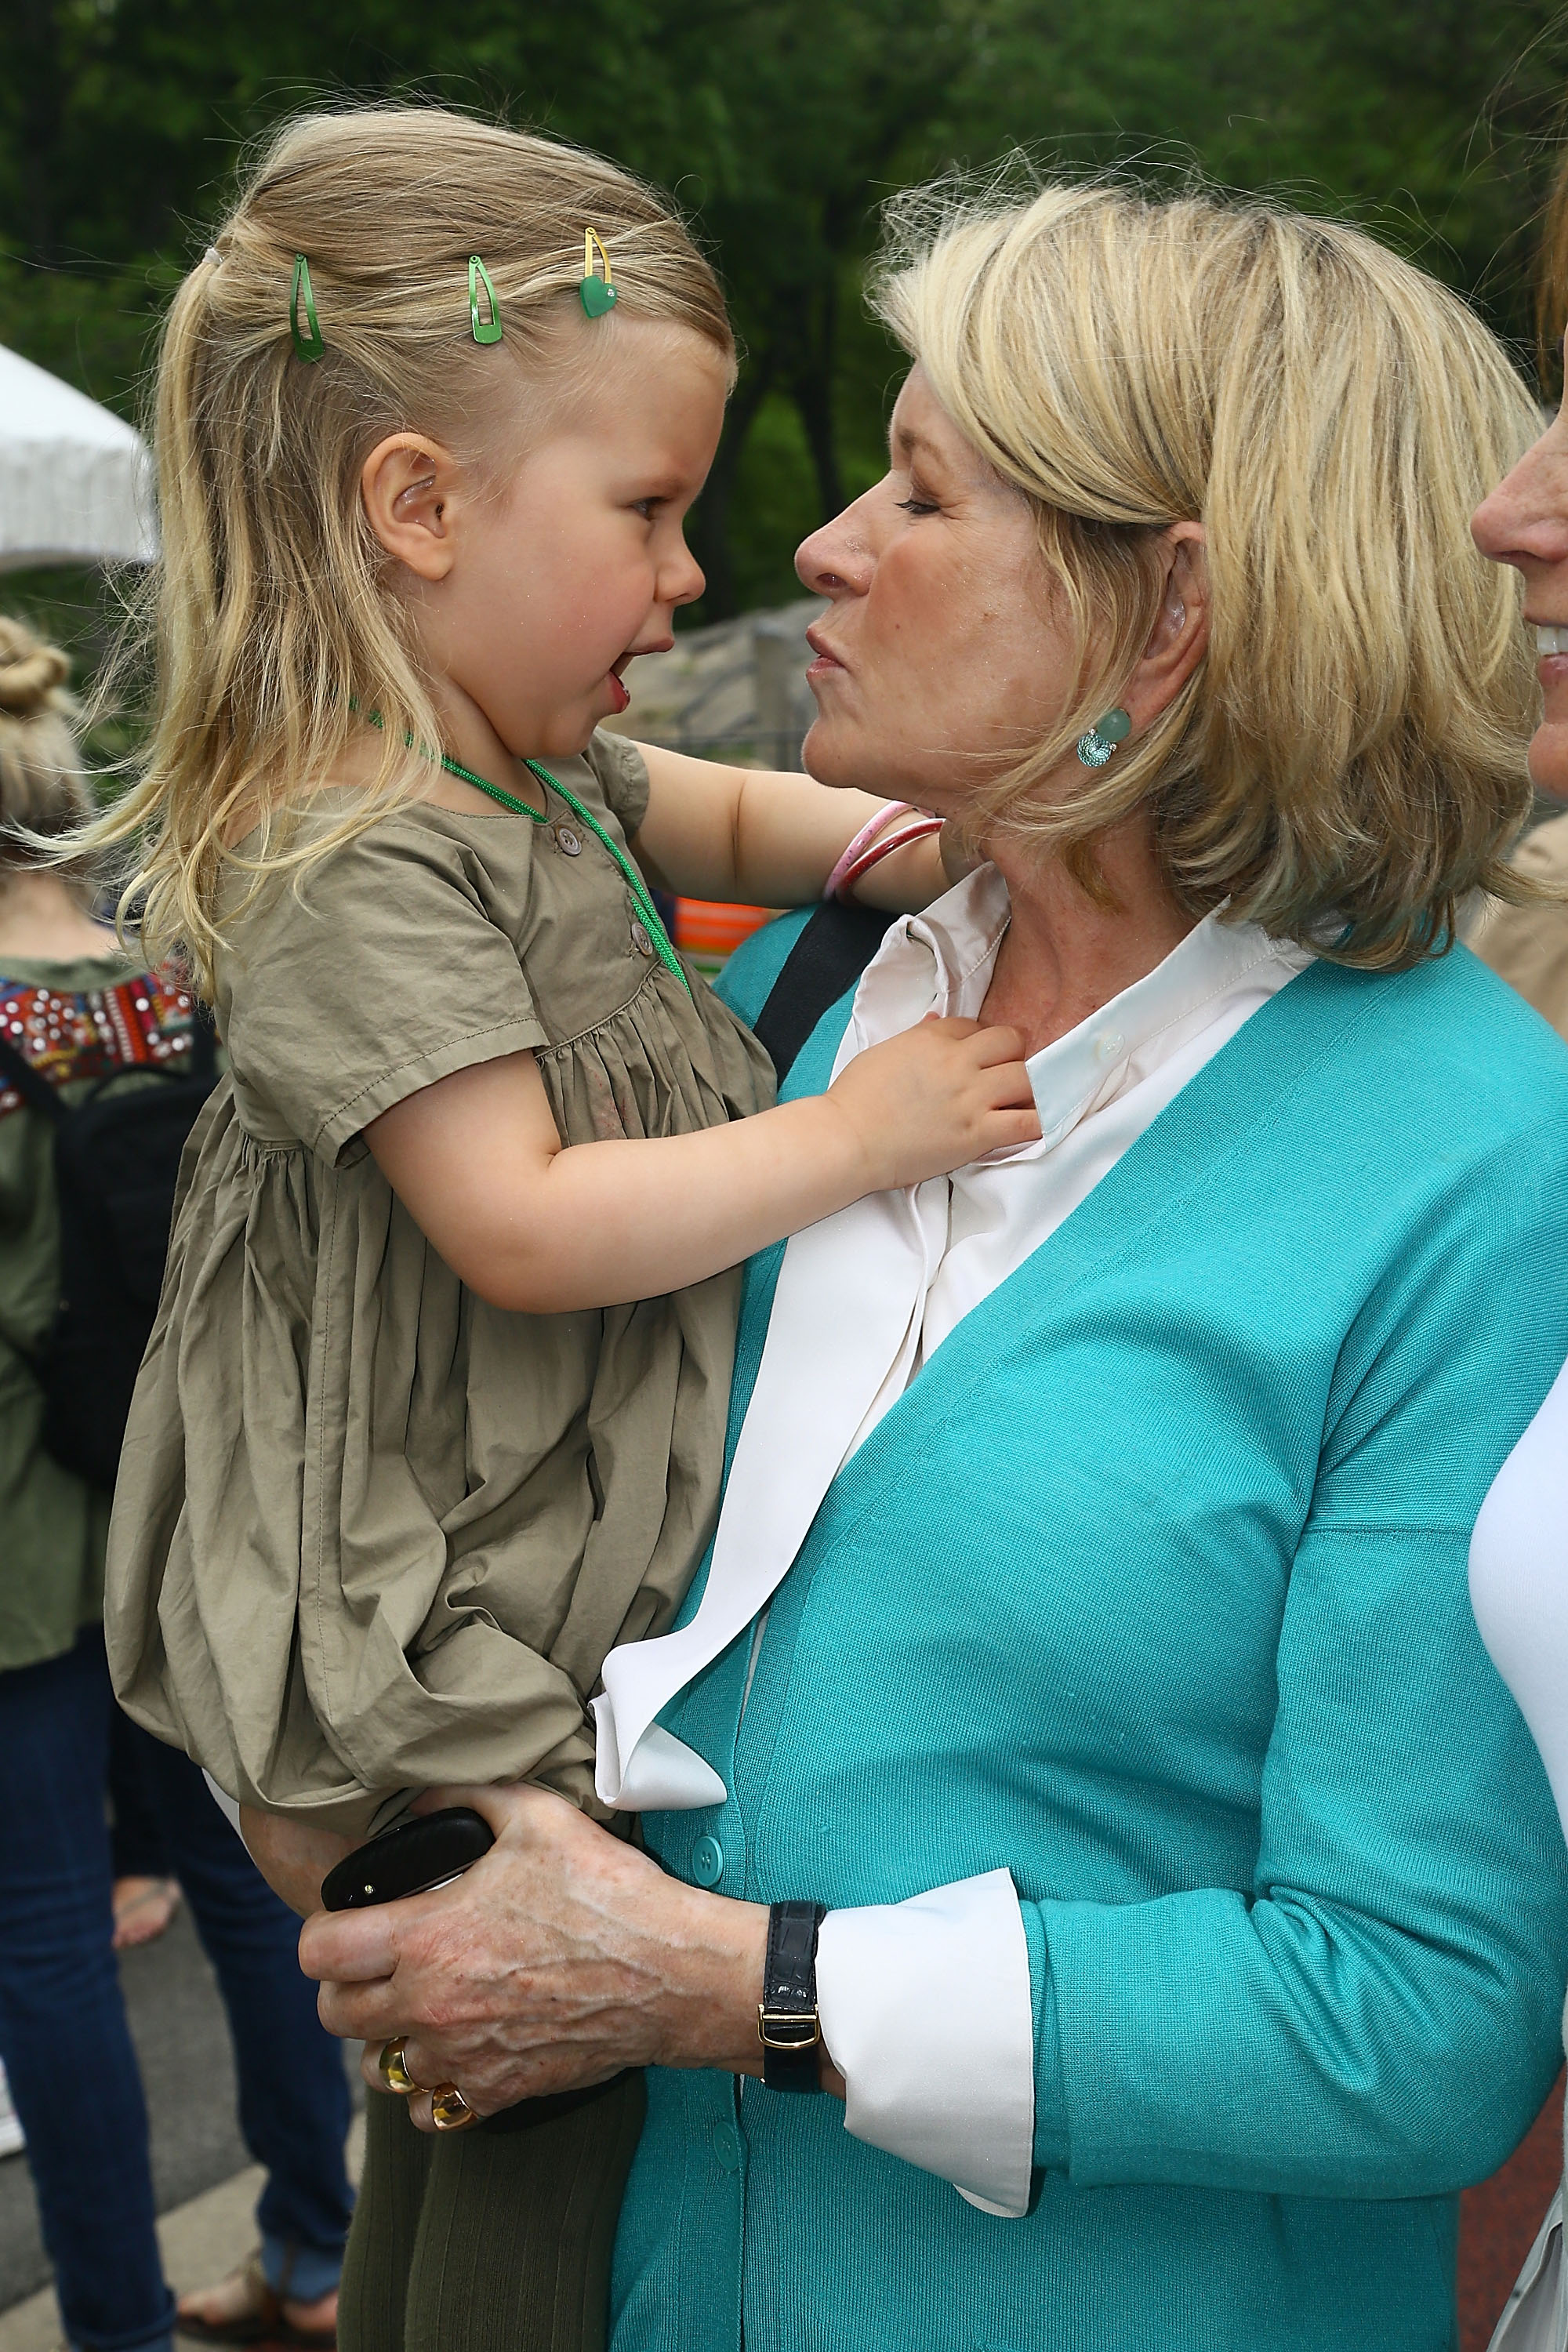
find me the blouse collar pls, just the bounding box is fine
[848,864,1313,1156]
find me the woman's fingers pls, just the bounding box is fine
[298,1899,405,1991]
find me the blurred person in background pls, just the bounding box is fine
[0,614,354,2352]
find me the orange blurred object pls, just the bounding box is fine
[672,898,778,977]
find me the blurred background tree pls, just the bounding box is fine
[3,0,1568,634]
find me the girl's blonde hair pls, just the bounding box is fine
[0,615,91,864]
[872,177,1543,965]
[85,106,733,992]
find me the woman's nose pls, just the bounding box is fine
[1472,432,1568,572]
[797,509,873,599]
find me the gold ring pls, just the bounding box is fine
[377,2037,418,2096]
[430,2083,478,2132]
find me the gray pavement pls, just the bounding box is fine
[0,1900,360,2313]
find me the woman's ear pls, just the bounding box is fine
[361,434,462,583]
[1127,523,1209,728]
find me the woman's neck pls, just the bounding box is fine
[980,809,1198,1059]
[0,870,118,964]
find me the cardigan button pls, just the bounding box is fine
[691,1834,724,1886]
[712,2119,743,2172]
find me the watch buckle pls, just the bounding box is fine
[757,2005,822,2052]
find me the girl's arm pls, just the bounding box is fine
[628,741,948,913]
[365,1022,1036,1316]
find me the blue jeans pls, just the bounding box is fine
[0,1629,354,2352]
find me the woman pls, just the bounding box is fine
[1457,158,1568,2352]
[295,183,1568,2349]
[0,615,354,2352]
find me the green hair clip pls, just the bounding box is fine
[579,227,617,319]
[289,253,325,363]
[468,255,503,346]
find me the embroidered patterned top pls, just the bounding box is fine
[0,971,199,1119]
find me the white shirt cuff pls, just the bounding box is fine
[815,1867,1035,2218]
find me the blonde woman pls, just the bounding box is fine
[303,180,1568,2351]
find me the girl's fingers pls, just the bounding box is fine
[970,1023,1027,1066]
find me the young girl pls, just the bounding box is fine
[93,107,1036,2352]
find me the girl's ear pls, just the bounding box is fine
[361,434,461,582]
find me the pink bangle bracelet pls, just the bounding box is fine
[833,815,946,903]
[822,804,910,903]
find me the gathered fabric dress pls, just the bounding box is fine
[105,732,773,1837]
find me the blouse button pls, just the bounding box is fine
[554,824,582,856]
[691,1833,724,1886]
[630,920,654,958]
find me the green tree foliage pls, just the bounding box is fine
[3,0,1568,620]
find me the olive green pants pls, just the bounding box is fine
[339,2072,646,2352]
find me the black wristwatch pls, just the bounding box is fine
[757,1900,826,2092]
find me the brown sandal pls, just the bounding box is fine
[176,2252,336,2347]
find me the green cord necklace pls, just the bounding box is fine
[441,749,690,998]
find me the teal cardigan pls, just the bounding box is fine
[610,922,1568,2352]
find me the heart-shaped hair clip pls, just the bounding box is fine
[579,228,617,319]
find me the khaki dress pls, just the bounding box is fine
[105,735,774,1835]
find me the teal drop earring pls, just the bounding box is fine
[1076,707,1131,768]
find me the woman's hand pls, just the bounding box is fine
[297,1786,840,2131]
[238,1806,354,1919]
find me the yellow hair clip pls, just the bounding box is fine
[580,229,616,319]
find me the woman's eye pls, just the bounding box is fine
[896,495,939,517]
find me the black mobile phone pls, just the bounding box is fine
[321,1806,495,1912]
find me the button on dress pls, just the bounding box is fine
[105,733,774,1834]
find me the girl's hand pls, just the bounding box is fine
[824,1018,1040,1191]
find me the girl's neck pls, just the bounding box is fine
[979,808,1198,1060]
[0,869,118,964]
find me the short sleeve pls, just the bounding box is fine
[586,731,651,839]
[218,818,547,1162]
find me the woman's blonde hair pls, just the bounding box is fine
[82,106,733,992]
[0,615,91,865]
[872,177,1542,966]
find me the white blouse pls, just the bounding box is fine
[594,869,1310,2217]
[1470,1357,1568,1833]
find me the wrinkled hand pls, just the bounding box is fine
[239,1806,354,1920]
[826,1017,1039,1192]
[297,1785,783,2132]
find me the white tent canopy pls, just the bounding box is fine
[0,343,157,573]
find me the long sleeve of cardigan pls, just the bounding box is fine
[1025,1151,1568,2196]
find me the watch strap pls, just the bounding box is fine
[757,1900,826,2092]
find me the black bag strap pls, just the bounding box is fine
[0,1033,65,1123]
[751,901,898,1085]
